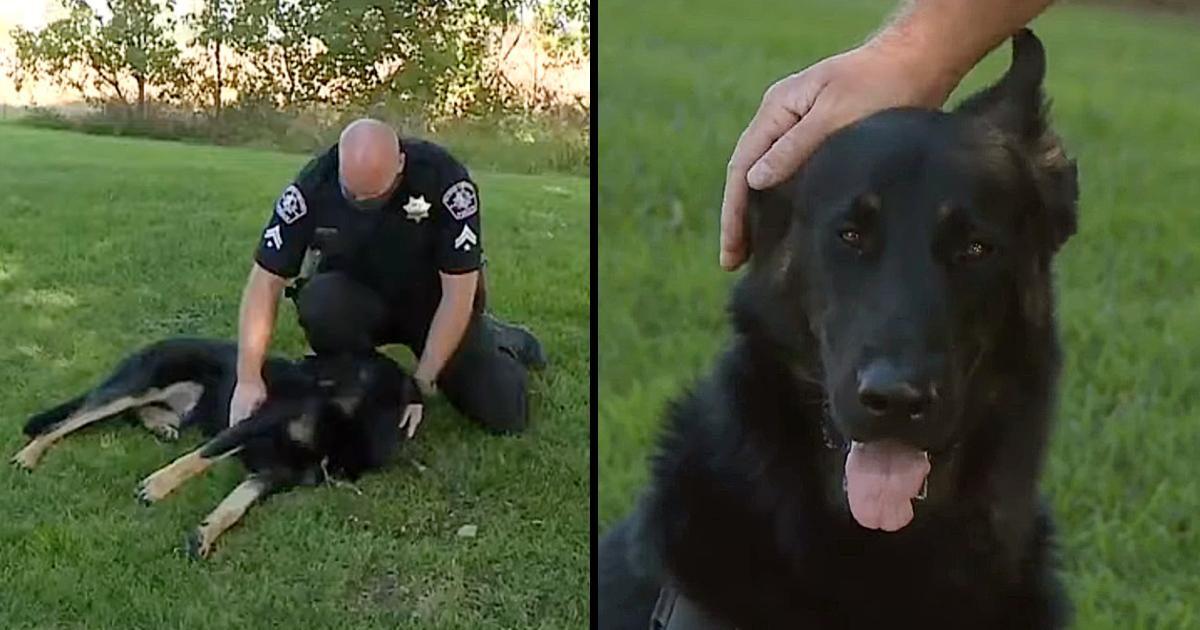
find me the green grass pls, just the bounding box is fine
[598,0,1200,626]
[0,124,589,628]
[15,106,590,178]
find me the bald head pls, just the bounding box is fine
[338,118,404,200]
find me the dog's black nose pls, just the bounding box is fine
[857,361,935,419]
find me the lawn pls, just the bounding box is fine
[598,0,1200,626]
[0,124,589,628]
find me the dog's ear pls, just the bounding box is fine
[956,29,1079,254]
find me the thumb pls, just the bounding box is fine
[747,101,835,190]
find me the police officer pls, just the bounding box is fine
[229,118,544,437]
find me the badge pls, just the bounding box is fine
[443,181,478,220]
[275,184,308,224]
[404,195,431,222]
[263,225,283,250]
[454,225,477,251]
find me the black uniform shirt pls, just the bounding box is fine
[255,138,482,333]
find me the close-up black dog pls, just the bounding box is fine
[12,337,418,559]
[599,29,1079,629]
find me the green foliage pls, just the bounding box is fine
[7,1,588,171]
[9,4,106,100]
[9,0,180,116]
[9,1,589,121]
[531,0,589,60]
[15,102,588,176]
[185,0,548,115]
[182,0,233,115]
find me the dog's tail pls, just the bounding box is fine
[23,337,235,437]
[23,394,87,437]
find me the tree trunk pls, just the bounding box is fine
[215,38,222,121]
[137,75,146,119]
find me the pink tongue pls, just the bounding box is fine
[844,440,930,532]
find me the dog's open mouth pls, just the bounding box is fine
[844,440,930,532]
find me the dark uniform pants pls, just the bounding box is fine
[294,271,529,434]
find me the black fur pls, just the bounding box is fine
[599,30,1078,629]
[22,336,416,526]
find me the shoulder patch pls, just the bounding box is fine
[442,180,478,221]
[275,185,308,224]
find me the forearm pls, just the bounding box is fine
[415,290,474,386]
[870,0,1057,98]
[236,266,284,383]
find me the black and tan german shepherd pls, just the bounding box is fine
[599,30,1079,629]
[12,337,418,559]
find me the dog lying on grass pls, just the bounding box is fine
[13,336,419,559]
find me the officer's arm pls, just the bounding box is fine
[238,177,316,389]
[414,271,479,392]
[236,263,288,385]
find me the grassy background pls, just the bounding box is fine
[12,106,591,178]
[598,0,1200,626]
[0,124,589,628]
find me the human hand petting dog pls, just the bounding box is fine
[719,0,1055,271]
[229,379,267,425]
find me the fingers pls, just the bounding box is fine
[228,394,261,426]
[744,74,826,189]
[228,404,245,426]
[748,99,836,191]
[720,71,824,271]
[719,131,753,271]
[405,407,423,440]
[400,405,424,440]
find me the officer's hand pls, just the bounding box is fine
[399,403,424,439]
[229,379,267,426]
[720,43,955,270]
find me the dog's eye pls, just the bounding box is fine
[957,240,994,262]
[838,229,862,247]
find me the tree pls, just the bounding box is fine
[533,0,589,61]
[225,0,324,109]
[187,0,232,119]
[9,0,587,123]
[9,0,180,118]
[103,0,180,118]
[199,0,525,114]
[9,3,114,104]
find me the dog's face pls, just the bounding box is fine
[803,112,1029,450]
[301,352,412,418]
[741,31,1078,531]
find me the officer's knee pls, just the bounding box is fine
[476,392,528,435]
[442,356,529,435]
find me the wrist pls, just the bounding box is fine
[413,373,437,397]
[237,369,264,386]
[864,26,970,107]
